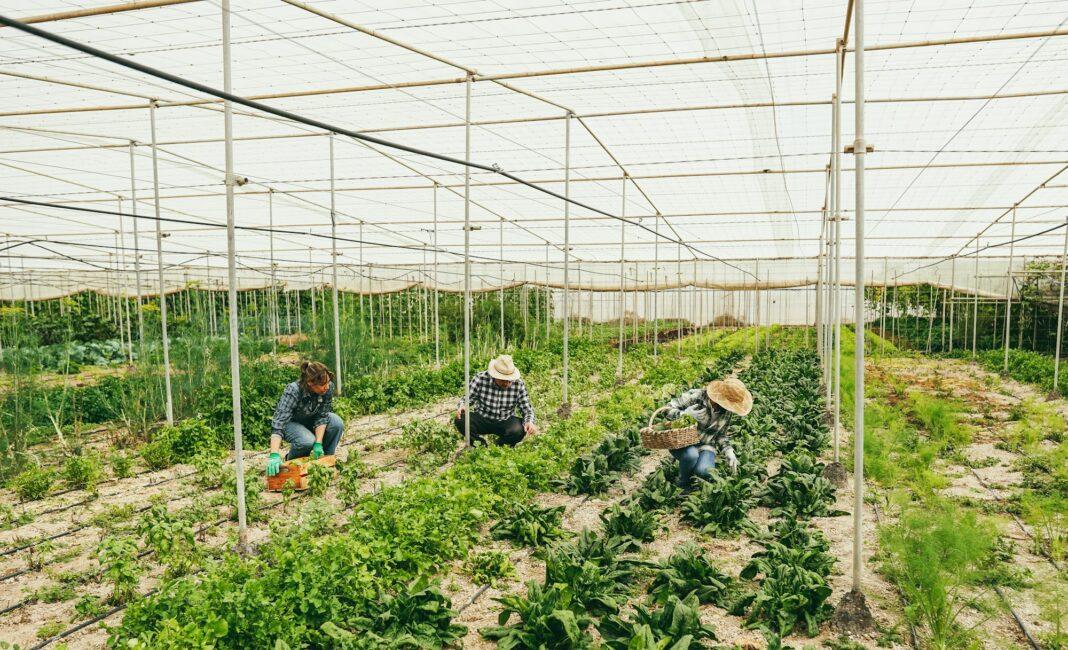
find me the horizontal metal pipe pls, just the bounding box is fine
[10,0,201,25]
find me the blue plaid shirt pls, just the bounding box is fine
[460,372,536,424]
[271,381,334,437]
[664,388,733,453]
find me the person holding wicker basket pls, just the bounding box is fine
[657,376,753,490]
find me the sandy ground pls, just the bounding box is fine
[877,355,1068,649]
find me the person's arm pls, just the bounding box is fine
[517,380,537,434]
[712,412,738,473]
[313,385,334,445]
[664,388,702,420]
[267,385,297,475]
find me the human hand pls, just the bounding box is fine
[524,422,538,436]
[681,404,705,419]
[723,447,739,474]
[266,452,282,477]
[311,442,324,460]
[455,407,465,420]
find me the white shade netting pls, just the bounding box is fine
[0,0,1065,319]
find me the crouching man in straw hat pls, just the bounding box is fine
[659,376,752,490]
[455,354,538,447]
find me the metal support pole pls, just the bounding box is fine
[851,1,868,594]
[1003,206,1017,371]
[1054,218,1068,393]
[816,210,825,370]
[832,45,843,463]
[653,213,660,360]
[949,256,956,352]
[269,189,277,345]
[973,238,980,356]
[617,177,626,380]
[562,111,572,408]
[329,135,342,393]
[116,200,134,363]
[220,0,248,550]
[463,75,473,446]
[128,143,145,353]
[149,101,174,425]
[433,184,440,367]
[499,217,505,348]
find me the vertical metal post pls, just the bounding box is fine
[1003,206,1017,372]
[309,250,316,332]
[1054,218,1068,393]
[544,243,550,340]
[653,213,660,360]
[128,143,145,353]
[220,0,247,549]
[463,75,473,446]
[851,0,868,593]
[617,177,626,380]
[949,256,956,352]
[973,239,981,357]
[816,210,825,369]
[149,102,174,425]
[832,43,843,462]
[433,185,440,367]
[499,217,505,348]
[116,199,134,363]
[268,190,277,345]
[327,135,343,393]
[562,111,572,407]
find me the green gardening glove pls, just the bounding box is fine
[311,442,324,460]
[266,452,282,477]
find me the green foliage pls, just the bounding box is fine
[878,502,998,648]
[680,472,756,536]
[220,464,264,521]
[649,542,735,607]
[138,504,199,578]
[321,578,467,648]
[598,594,717,649]
[561,455,614,496]
[11,464,56,502]
[465,550,517,587]
[36,620,66,640]
[636,463,682,511]
[62,450,105,492]
[34,582,76,603]
[391,419,459,472]
[336,456,366,507]
[306,461,333,498]
[559,431,644,496]
[73,593,106,621]
[542,530,644,615]
[0,503,33,530]
[908,393,971,453]
[763,453,845,519]
[599,500,658,552]
[109,452,133,479]
[190,449,224,488]
[97,535,142,604]
[490,502,567,548]
[481,581,595,649]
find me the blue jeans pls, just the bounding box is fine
[670,445,716,489]
[282,412,344,460]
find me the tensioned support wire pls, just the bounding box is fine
[0,14,753,279]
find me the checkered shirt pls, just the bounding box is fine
[664,388,733,452]
[271,381,334,437]
[459,371,535,424]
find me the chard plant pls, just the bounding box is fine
[649,542,736,608]
[680,472,757,537]
[490,502,567,548]
[598,594,717,649]
[599,500,658,552]
[481,581,595,649]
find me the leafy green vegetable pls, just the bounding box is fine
[649,542,736,607]
[599,500,659,552]
[481,581,595,649]
[490,502,567,548]
[598,594,717,649]
[465,550,517,587]
[680,472,757,536]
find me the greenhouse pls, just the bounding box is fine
[0,0,1066,647]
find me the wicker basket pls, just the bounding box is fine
[640,406,699,450]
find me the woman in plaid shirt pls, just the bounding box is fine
[455,354,538,446]
[265,361,344,477]
[660,376,752,490]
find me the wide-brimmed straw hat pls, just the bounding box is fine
[705,377,753,416]
[487,354,521,381]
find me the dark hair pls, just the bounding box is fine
[299,361,332,389]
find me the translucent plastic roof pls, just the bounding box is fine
[1,0,1067,298]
